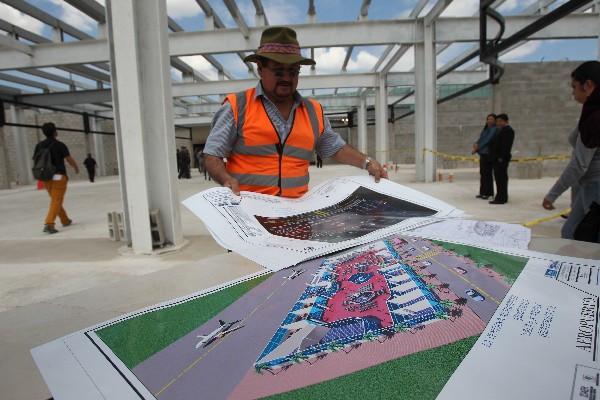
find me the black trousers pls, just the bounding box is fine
[492,160,510,203]
[86,168,95,182]
[478,154,494,197]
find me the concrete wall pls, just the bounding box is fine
[191,125,210,145]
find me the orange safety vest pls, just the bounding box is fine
[224,88,324,198]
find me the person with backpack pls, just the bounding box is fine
[32,122,79,234]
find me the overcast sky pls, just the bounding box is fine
[0,0,597,91]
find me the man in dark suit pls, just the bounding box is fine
[489,114,515,204]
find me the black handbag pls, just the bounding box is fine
[574,202,600,243]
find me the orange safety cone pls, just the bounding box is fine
[448,172,454,183]
[37,180,44,190]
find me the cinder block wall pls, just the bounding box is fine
[348,61,584,176]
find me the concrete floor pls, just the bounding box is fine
[1,164,599,400]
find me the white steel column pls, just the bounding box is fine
[375,74,388,163]
[106,0,183,254]
[414,20,437,182]
[9,106,33,185]
[0,124,11,189]
[357,94,367,154]
[89,116,106,176]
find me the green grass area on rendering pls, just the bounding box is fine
[432,240,528,283]
[95,274,271,369]
[265,335,479,400]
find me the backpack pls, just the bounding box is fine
[32,142,56,181]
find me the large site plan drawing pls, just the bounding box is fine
[33,233,564,400]
[183,176,460,270]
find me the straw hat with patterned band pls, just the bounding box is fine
[244,27,316,66]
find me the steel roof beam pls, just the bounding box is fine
[195,0,256,77]
[0,33,32,55]
[63,0,106,23]
[0,84,21,94]
[522,0,557,14]
[11,0,202,78]
[424,0,454,26]
[20,68,94,89]
[0,71,54,91]
[374,0,431,73]
[0,20,111,83]
[252,0,269,25]
[0,15,597,70]
[166,14,234,80]
[16,70,487,106]
[223,0,250,38]
[0,18,50,43]
[359,0,372,19]
[1,0,93,40]
[61,64,110,82]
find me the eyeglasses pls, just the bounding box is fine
[263,66,301,78]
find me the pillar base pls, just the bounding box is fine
[118,238,190,256]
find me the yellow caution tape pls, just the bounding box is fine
[522,208,571,228]
[422,148,570,164]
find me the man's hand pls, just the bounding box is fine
[367,159,388,182]
[205,155,240,194]
[471,143,478,155]
[542,197,555,210]
[223,176,240,196]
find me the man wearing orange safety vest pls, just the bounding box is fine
[203,26,387,198]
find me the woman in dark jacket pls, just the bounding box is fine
[472,113,497,200]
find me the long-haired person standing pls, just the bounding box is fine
[543,61,600,241]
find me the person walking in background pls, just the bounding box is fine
[472,113,497,200]
[316,154,323,168]
[199,152,211,181]
[542,61,600,241]
[176,148,182,179]
[33,122,79,234]
[488,114,514,205]
[195,148,202,173]
[180,146,191,179]
[83,153,97,182]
